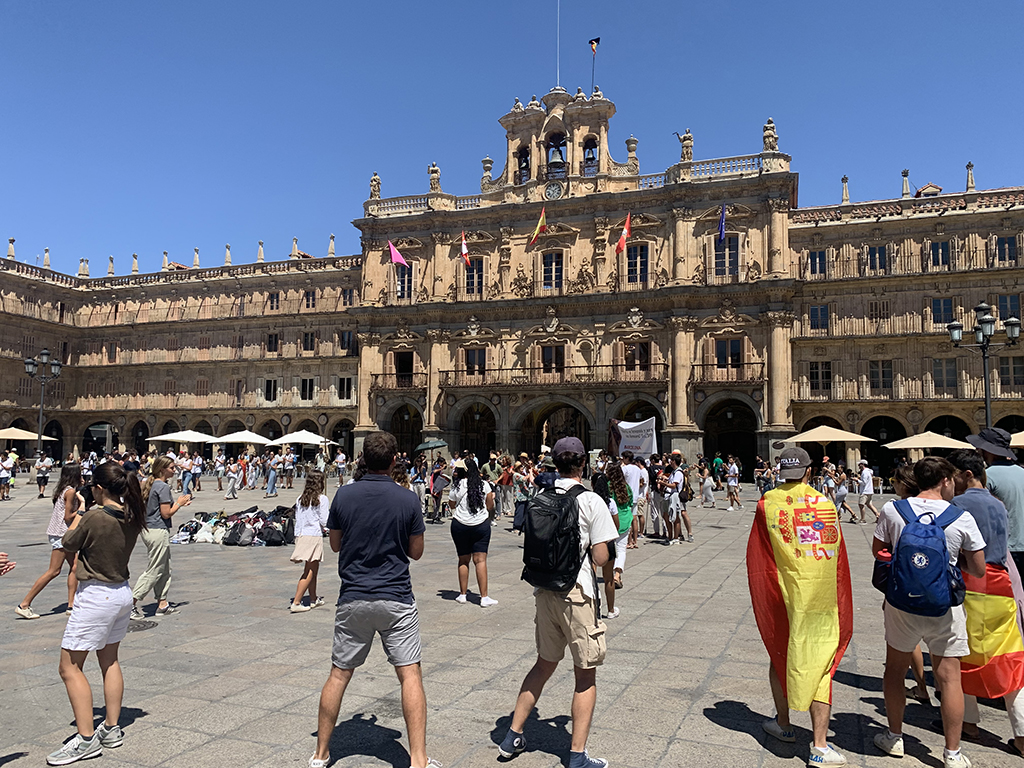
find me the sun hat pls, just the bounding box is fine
[967,427,1016,460]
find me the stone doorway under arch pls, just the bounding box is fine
[220,420,246,458]
[518,402,591,456]
[43,420,65,462]
[925,415,973,442]
[996,415,1024,436]
[129,421,149,456]
[331,420,355,459]
[702,400,758,481]
[798,415,845,467]
[615,399,664,433]
[390,405,423,457]
[193,421,215,459]
[83,422,118,456]
[861,416,907,476]
[458,403,497,458]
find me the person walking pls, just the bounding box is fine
[0,449,13,501]
[857,459,879,523]
[130,456,192,619]
[309,431,439,768]
[496,436,618,768]
[45,461,146,766]
[726,455,742,511]
[748,447,853,766]
[16,464,82,619]
[265,450,281,497]
[602,462,632,619]
[835,464,855,522]
[700,461,716,508]
[190,451,203,493]
[284,447,296,490]
[223,457,240,500]
[448,459,497,606]
[35,451,54,498]
[497,456,515,522]
[411,455,429,515]
[214,449,226,492]
[289,469,329,613]
[664,454,693,544]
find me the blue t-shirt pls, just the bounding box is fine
[953,487,1010,567]
[327,473,425,604]
[987,462,1024,553]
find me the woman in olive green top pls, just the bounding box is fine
[48,461,146,766]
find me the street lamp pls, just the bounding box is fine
[948,302,1021,428]
[23,348,62,458]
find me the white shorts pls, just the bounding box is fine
[48,534,65,550]
[62,581,133,652]
[613,531,628,571]
[883,601,969,658]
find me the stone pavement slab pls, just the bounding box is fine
[0,480,1018,767]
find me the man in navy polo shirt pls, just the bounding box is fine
[309,431,437,768]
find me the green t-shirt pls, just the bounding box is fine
[612,487,633,534]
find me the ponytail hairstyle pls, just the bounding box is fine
[52,462,82,505]
[92,460,147,533]
[142,456,175,502]
[351,456,368,482]
[605,461,630,507]
[464,459,485,513]
[299,469,326,508]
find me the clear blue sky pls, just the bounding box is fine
[2,1,1021,276]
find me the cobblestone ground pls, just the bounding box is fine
[0,478,1017,767]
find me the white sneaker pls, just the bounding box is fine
[809,744,847,766]
[455,594,467,604]
[873,731,904,757]
[944,753,971,768]
[308,756,327,768]
[762,718,795,743]
[480,596,498,608]
[289,603,311,613]
[726,506,735,512]
[15,604,40,620]
[606,607,620,619]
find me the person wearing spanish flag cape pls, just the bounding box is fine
[746,446,852,767]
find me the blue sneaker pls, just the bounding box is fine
[568,750,608,768]
[497,729,526,758]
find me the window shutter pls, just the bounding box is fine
[831,360,842,399]
[892,357,905,399]
[384,350,395,376]
[612,341,624,374]
[798,360,810,399]
[857,359,870,398]
[530,344,540,370]
[314,375,320,402]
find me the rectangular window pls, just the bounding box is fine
[541,345,565,373]
[268,292,280,311]
[237,296,245,318]
[465,259,484,295]
[58,302,66,324]
[933,359,957,390]
[542,252,563,290]
[716,339,742,369]
[998,237,1018,264]
[809,250,827,275]
[264,378,278,401]
[18,377,32,397]
[869,245,887,271]
[164,379,177,396]
[267,333,279,353]
[931,241,949,267]
[196,378,209,397]
[103,381,115,397]
[339,331,356,354]
[167,336,179,351]
[168,300,181,321]
[133,381,145,397]
[304,290,317,309]
[714,235,740,276]
[107,342,117,364]
[86,340,100,356]
[198,335,210,350]
[869,360,893,393]
[625,341,651,371]
[300,378,315,401]
[86,381,99,398]
[626,244,649,284]
[339,376,354,401]
[228,379,243,406]
[809,305,829,331]
[395,264,413,299]
[302,331,316,352]
[868,300,890,322]
[465,348,487,375]
[342,288,355,306]
[999,294,1021,320]
[51,381,65,400]
[809,361,832,392]
[931,298,954,325]
[1000,356,1024,387]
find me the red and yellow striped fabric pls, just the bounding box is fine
[746,482,853,710]
[961,563,1024,699]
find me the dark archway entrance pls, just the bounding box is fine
[43,420,64,462]
[996,415,1024,436]
[7,418,34,458]
[861,416,907,476]
[458,404,497,458]
[702,400,757,481]
[389,405,423,457]
[519,402,590,456]
[221,420,246,458]
[926,415,973,442]
[799,415,845,467]
[293,420,322,462]
[129,421,149,456]
[83,422,118,456]
[193,421,214,459]
[331,420,355,459]
[258,420,283,442]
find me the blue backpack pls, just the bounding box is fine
[886,499,966,617]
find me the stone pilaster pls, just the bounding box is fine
[766,196,790,278]
[668,315,698,427]
[763,311,795,429]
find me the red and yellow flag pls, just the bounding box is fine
[460,231,471,267]
[615,212,631,255]
[529,206,547,246]
[961,563,1024,699]
[746,483,853,710]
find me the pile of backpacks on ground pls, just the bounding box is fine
[169,506,296,548]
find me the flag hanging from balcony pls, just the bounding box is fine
[388,241,409,267]
[460,231,471,266]
[529,207,547,246]
[589,37,600,54]
[615,212,631,255]
[718,204,726,241]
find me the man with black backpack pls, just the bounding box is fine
[496,436,618,768]
[872,457,987,768]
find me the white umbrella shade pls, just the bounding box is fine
[1010,431,1024,448]
[268,429,337,447]
[0,427,57,441]
[788,425,876,444]
[215,430,271,445]
[883,431,973,450]
[148,429,217,443]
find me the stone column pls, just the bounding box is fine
[355,332,381,438]
[766,196,790,278]
[430,232,451,300]
[424,329,451,434]
[668,316,698,426]
[592,217,609,286]
[672,208,690,281]
[764,311,795,428]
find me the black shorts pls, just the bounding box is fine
[38,475,49,486]
[450,519,491,556]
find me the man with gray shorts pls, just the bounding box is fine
[309,431,438,768]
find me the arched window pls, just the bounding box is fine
[545,133,567,180]
[515,147,531,184]
[582,137,598,176]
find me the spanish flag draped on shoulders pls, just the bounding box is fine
[747,477,853,710]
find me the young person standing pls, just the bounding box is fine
[448,459,497,606]
[289,470,329,613]
[35,451,54,498]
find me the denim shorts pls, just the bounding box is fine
[332,599,421,669]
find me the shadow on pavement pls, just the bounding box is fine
[490,710,571,764]
[0,753,28,767]
[71,706,149,729]
[702,700,800,759]
[327,713,410,768]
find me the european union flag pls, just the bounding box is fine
[718,204,726,241]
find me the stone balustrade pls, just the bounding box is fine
[688,154,763,179]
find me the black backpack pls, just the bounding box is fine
[222,520,248,546]
[258,524,285,546]
[283,516,295,546]
[521,485,587,592]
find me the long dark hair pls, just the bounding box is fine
[591,472,611,504]
[351,456,368,482]
[606,462,630,507]
[92,461,147,533]
[53,463,82,505]
[454,460,485,513]
[299,470,325,508]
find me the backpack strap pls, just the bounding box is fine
[893,498,916,525]
[934,504,964,529]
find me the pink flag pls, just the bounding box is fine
[388,240,409,267]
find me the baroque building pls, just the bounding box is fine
[2,85,1023,474]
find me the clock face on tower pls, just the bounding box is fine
[544,181,563,200]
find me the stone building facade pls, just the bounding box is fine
[2,86,1023,474]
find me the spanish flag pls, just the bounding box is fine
[589,37,600,55]
[960,562,1024,699]
[746,483,853,710]
[529,206,547,246]
[460,230,471,267]
[615,212,631,255]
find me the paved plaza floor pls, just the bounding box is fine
[0,479,1018,767]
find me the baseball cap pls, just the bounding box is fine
[552,436,585,456]
[778,446,812,481]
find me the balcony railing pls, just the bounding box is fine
[439,364,668,388]
[580,161,598,177]
[619,276,651,292]
[371,373,427,391]
[539,163,567,181]
[514,170,531,185]
[689,154,763,179]
[691,363,766,384]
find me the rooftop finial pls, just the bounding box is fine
[290,238,299,259]
[901,169,910,198]
[193,247,200,268]
[162,251,169,271]
[966,161,976,192]
[79,258,90,278]
[841,175,850,204]
[108,255,115,276]
[6,238,14,260]
[328,234,335,258]
[224,244,231,266]
[257,240,265,263]
[131,253,139,274]
[43,248,50,269]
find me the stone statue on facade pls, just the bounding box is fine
[763,118,779,152]
[369,172,381,200]
[512,97,524,112]
[674,129,694,162]
[511,264,532,298]
[692,261,707,286]
[428,162,442,193]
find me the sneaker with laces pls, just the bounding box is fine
[308,755,327,768]
[873,731,904,757]
[687,534,694,543]
[944,753,971,768]
[155,604,177,615]
[606,607,620,619]
[129,607,144,621]
[15,604,40,619]
[568,750,607,768]
[95,723,123,748]
[497,728,526,758]
[290,603,311,613]
[455,594,468,604]
[46,733,102,765]
[762,718,796,743]
[311,596,325,609]
[809,744,847,766]
[480,596,498,608]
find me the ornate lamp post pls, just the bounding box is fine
[23,348,62,457]
[947,302,1021,429]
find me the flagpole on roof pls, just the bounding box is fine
[556,0,560,88]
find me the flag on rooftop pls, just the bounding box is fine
[615,212,631,255]
[529,207,547,246]
[589,37,600,54]
[388,241,408,267]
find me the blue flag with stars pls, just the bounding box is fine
[718,204,726,241]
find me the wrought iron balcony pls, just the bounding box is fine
[370,373,427,391]
[439,364,668,389]
[691,362,766,385]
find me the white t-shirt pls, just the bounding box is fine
[0,457,13,478]
[449,478,494,526]
[874,497,986,567]
[621,463,646,506]
[294,493,330,537]
[859,468,874,495]
[554,477,618,599]
[35,457,53,475]
[727,462,739,486]
[335,453,346,468]
[215,455,225,470]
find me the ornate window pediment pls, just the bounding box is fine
[381,319,424,343]
[452,315,497,340]
[534,221,580,245]
[612,213,662,229]
[699,299,755,329]
[606,306,664,333]
[697,203,756,221]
